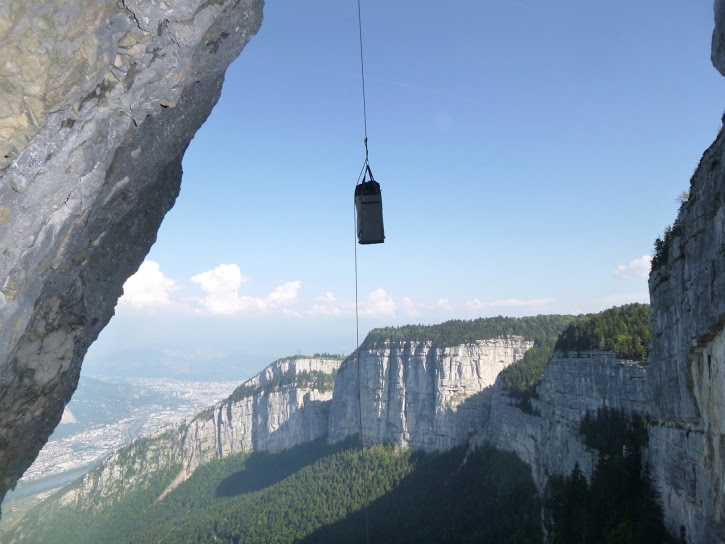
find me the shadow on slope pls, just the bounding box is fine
[122,438,540,543]
[216,434,353,498]
[298,444,542,544]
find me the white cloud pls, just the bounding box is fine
[437,298,453,311]
[361,288,397,318]
[267,281,301,306]
[191,264,248,315]
[464,297,554,310]
[307,292,347,316]
[307,289,399,318]
[191,264,300,315]
[120,260,176,309]
[614,255,652,279]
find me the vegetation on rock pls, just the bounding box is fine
[554,304,651,363]
[543,408,672,544]
[652,220,683,272]
[9,438,541,544]
[228,369,337,404]
[364,314,576,349]
[497,315,575,404]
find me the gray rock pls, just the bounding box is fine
[0,0,264,504]
[475,351,650,490]
[645,121,725,540]
[328,337,533,450]
[3,0,725,540]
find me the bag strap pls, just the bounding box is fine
[365,163,375,183]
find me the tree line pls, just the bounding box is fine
[11,436,542,544]
[543,408,674,544]
[553,304,650,363]
[364,314,576,349]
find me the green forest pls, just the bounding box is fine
[553,304,651,362]
[363,314,576,349]
[499,304,652,403]
[9,438,541,543]
[228,369,337,405]
[543,408,673,544]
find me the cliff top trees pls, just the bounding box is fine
[364,315,576,349]
[553,303,651,363]
[501,304,651,398]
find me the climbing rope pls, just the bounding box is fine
[354,1,371,541]
[356,0,369,164]
[353,222,371,544]
[353,167,371,544]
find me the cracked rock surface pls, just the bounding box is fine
[0,0,263,505]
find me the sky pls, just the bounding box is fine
[85,0,725,380]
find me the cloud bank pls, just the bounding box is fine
[191,264,301,315]
[120,261,560,322]
[615,255,652,279]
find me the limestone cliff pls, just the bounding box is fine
[475,7,725,541]
[641,10,725,534]
[2,1,725,541]
[474,351,650,491]
[328,337,533,450]
[0,0,263,503]
[44,356,341,510]
[645,96,725,542]
[41,336,534,511]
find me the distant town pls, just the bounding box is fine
[12,378,238,493]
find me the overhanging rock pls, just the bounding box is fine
[0,0,264,505]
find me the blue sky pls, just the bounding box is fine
[86,0,724,379]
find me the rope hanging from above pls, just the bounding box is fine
[352,3,379,543]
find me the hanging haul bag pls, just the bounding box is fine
[355,170,384,244]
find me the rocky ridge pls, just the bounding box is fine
[37,340,528,513]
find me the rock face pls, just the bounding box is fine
[645,108,725,541]
[472,119,725,540]
[3,0,725,540]
[328,337,533,450]
[47,356,341,510]
[476,9,725,541]
[48,340,534,511]
[0,0,264,503]
[181,356,341,470]
[475,351,650,491]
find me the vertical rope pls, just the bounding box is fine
[355,2,371,541]
[354,181,370,544]
[356,0,369,162]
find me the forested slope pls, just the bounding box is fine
[7,438,541,543]
[363,314,576,348]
